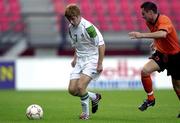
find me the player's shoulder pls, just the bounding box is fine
[160,14,169,19]
[81,17,93,28]
[159,14,171,22]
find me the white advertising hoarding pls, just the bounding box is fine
[16,57,72,90]
[16,57,172,90]
[89,57,172,89]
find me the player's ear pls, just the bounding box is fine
[149,10,154,15]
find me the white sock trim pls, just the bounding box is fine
[147,91,154,96]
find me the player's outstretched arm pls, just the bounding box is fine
[128,31,167,39]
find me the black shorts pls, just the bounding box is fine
[149,50,180,80]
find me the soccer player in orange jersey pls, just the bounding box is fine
[128,1,180,118]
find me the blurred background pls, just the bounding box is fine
[0,0,179,90]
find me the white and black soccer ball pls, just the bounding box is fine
[26,104,43,120]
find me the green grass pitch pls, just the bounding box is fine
[0,89,179,123]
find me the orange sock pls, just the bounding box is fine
[141,73,155,101]
[148,93,155,101]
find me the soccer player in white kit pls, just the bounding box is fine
[64,4,105,120]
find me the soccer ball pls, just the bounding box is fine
[26,104,43,120]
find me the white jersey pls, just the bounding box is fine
[68,17,104,57]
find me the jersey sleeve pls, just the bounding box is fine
[86,25,104,46]
[158,16,173,34]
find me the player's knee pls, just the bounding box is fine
[141,68,151,76]
[68,87,78,96]
[77,85,85,95]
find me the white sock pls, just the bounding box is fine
[80,93,89,115]
[88,91,96,100]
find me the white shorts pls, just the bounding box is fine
[70,55,100,80]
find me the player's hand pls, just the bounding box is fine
[71,60,76,68]
[97,64,103,73]
[128,31,142,39]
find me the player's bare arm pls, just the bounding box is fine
[128,30,167,39]
[97,44,105,73]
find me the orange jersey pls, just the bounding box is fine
[146,14,180,54]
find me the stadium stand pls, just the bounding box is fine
[0,0,26,56]
[51,0,180,56]
[0,0,180,57]
[19,0,61,56]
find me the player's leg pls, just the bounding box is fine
[88,92,101,113]
[141,59,160,100]
[77,74,92,119]
[172,79,180,100]
[68,79,79,96]
[69,61,81,96]
[139,59,160,111]
[83,58,102,114]
[171,78,180,118]
[168,52,180,117]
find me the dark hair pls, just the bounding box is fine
[141,1,157,13]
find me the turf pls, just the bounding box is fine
[0,90,179,123]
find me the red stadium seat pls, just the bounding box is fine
[0,0,24,32]
[0,1,6,14]
[0,18,10,32]
[94,0,106,16]
[8,2,21,14]
[98,15,111,31]
[111,16,123,31]
[52,0,65,14]
[158,0,171,15]
[107,0,118,16]
[51,0,180,32]
[66,0,79,4]
[80,0,93,17]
